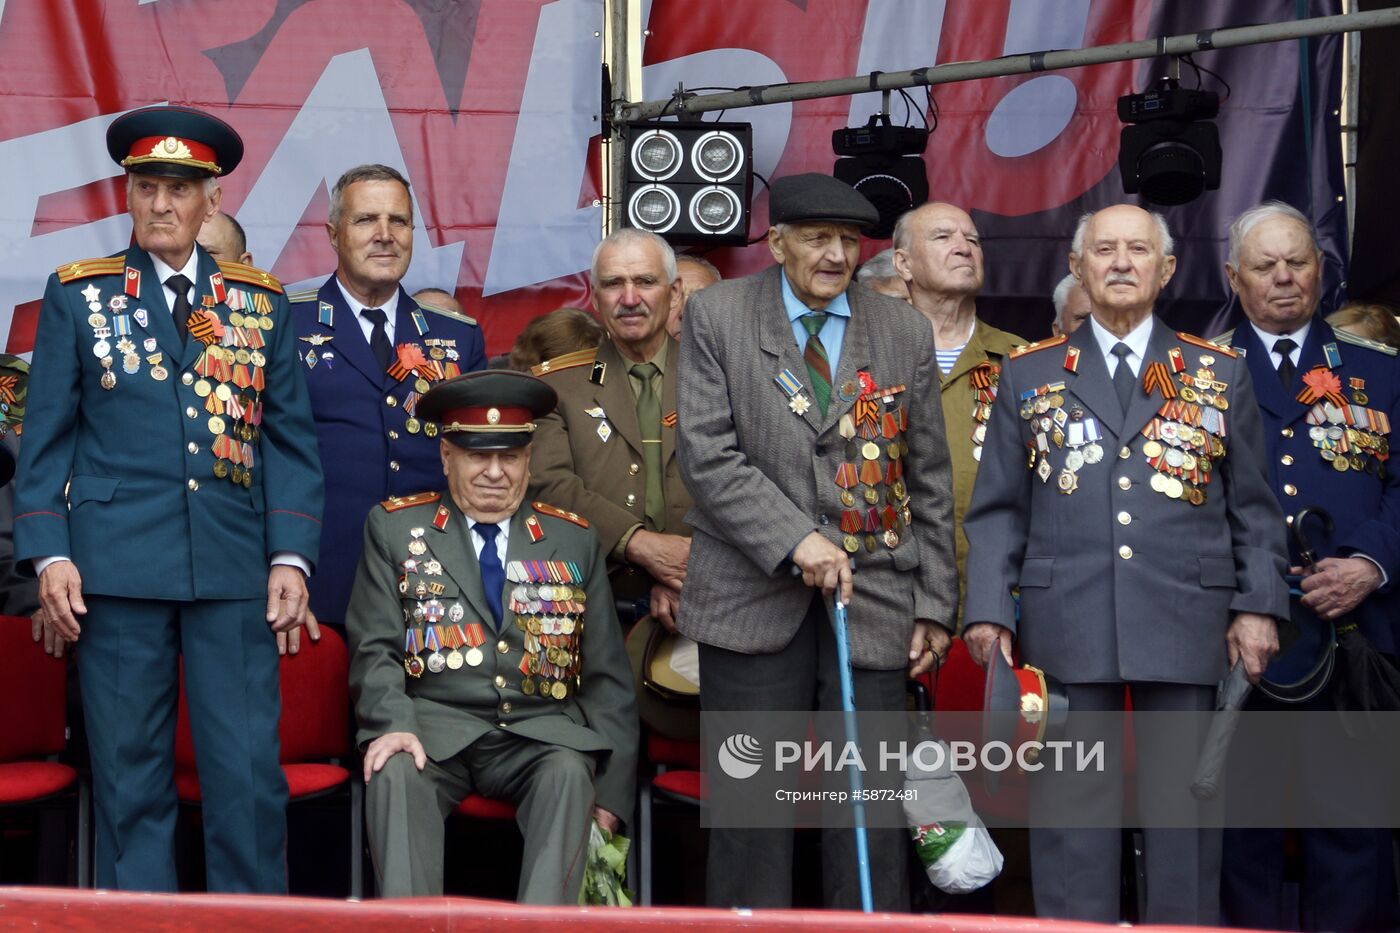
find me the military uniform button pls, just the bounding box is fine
[386,395,398,407]
[1118,545,1133,559]
[187,478,200,492]
[181,372,194,386]
[1117,511,1131,525]
[1281,427,1294,438]
[1284,483,1298,497]
[497,641,509,654]
[626,493,637,506]
[388,430,399,440]
[494,675,506,688]
[1281,454,1294,466]
[1119,446,1132,460]
[500,703,512,714]
[1117,476,1132,490]
[497,722,507,729]
[629,463,640,475]
[819,514,830,525]
[389,461,400,472]
[187,442,199,455]
[186,406,198,419]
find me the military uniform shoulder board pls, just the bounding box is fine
[1008,334,1068,359]
[285,287,319,304]
[56,256,126,283]
[381,490,442,512]
[1334,327,1398,357]
[214,259,284,294]
[532,347,599,377]
[1210,329,1236,348]
[532,501,589,528]
[415,300,479,327]
[1177,330,1237,358]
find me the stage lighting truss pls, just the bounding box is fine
[623,121,754,245]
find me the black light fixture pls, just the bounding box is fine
[1118,76,1221,206]
[622,121,753,245]
[832,112,929,239]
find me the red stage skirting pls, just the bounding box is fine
[0,887,1239,932]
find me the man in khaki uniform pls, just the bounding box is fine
[348,370,638,904]
[894,202,1023,627]
[529,229,692,629]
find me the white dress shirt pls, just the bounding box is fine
[1249,320,1311,371]
[467,517,510,564]
[1088,313,1155,378]
[335,278,400,347]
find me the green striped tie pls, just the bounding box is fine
[801,312,832,416]
[629,362,666,532]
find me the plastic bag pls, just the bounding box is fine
[904,739,1003,893]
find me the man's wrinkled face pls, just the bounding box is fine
[896,204,984,298]
[129,173,220,263]
[1056,283,1092,336]
[328,179,414,298]
[1227,216,1323,335]
[197,213,249,264]
[1071,205,1175,318]
[592,239,678,349]
[666,260,719,340]
[441,442,530,524]
[769,222,861,309]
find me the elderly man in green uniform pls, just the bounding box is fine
[16,105,324,893]
[347,370,638,904]
[894,202,1023,627]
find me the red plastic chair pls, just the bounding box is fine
[636,731,704,905]
[175,627,362,897]
[0,614,89,886]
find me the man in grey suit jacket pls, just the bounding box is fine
[677,174,956,910]
[963,204,1290,924]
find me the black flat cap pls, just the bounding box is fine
[417,371,558,450]
[106,105,244,179]
[769,173,879,229]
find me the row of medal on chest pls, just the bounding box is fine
[401,616,584,701]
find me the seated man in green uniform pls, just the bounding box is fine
[346,370,639,904]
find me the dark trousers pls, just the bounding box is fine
[1029,681,1218,924]
[78,595,286,893]
[698,595,910,911]
[1222,690,1399,932]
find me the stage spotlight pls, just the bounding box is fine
[832,113,929,239]
[1118,77,1221,206]
[623,122,753,245]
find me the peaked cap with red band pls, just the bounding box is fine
[106,105,244,179]
[417,370,558,451]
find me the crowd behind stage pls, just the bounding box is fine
[6,103,1400,930]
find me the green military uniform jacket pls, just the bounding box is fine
[939,319,1024,630]
[529,336,694,597]
[345,492,639,819]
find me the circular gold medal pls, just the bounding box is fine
[863,487,879,504]
[861,441,880,461]
[415,378,431,394]
[1164,477,1184,499]
[466,647,484,667]
[843,534,859,553]
[405,417,421,435]
[1150,473,1169,493]
[194,379,212,398]
[212,460,229,479]
[235,348,251,365]
[887,443,901,460]
[215,383,232,402]
[259,316,274,331]
[424,422,439,438]
[839,489,855,507]
[551,681,568,700]
[1143,440,1164,459]
[430,347,446,360]
[208,415,226,435]
[521,676,536,696]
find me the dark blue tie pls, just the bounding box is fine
[476,522,504,628]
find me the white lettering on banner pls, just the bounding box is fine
[237,49,463,296]
[846,0,948,125]
[0,109,137,353]
[483,0,603,297]
[985,0,1091,157]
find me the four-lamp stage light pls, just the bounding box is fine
[622,121,754,245]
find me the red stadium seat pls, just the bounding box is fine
[0,614,89,886]
[175,628,362,897]
[452,793,517,822]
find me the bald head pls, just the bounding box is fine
[197,211,251,265]
[893,202,983,306]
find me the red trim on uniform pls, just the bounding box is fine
[269,509,322,524]
[442,405,533,428]
[127,135,218,167]
[15,511,65,520]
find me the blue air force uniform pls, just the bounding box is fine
[13,106,325,893]
[1219,318,1400,933]
[291,277,486,625]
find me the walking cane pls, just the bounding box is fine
[832,596,875,913]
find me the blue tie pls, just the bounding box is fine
[476,522,504,628]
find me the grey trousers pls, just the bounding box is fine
[366,729,596,904]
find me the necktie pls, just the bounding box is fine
[629,361,666,533]
[1111,342,1135,410]
[362,307,393,372]
[1274,337,1298,390]
[475,522,505,628]
[801,312,832,416]
[166,274,193,341]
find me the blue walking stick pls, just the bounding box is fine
[832,596,874,913]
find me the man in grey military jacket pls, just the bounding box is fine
[962,204,1290,924]
[347,370,638,904]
